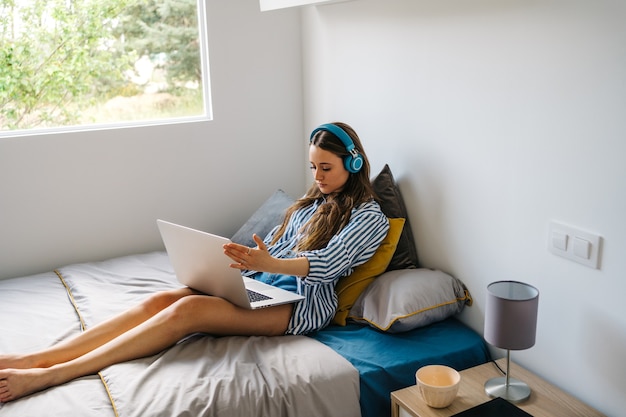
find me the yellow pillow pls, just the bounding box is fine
[332,218,405,326]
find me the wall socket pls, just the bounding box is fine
[548,221,601,269]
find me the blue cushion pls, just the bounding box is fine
[231,190,294,247]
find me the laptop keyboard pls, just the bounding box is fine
[247,289,273,303]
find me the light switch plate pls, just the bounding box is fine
[548,221,601,269]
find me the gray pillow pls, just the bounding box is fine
[231,190,294,248]
[347,268,472,333]
[371,165,420,270]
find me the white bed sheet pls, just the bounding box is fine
[0,252,360,417]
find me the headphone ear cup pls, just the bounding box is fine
[344,153,364,173]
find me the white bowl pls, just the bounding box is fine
[415,365,461,408]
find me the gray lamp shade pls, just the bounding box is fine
[484,281,539,351]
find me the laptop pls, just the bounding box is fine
[157,219,304,309]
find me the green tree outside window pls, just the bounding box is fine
[0,0,208,132]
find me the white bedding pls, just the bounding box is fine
[0,252,360,417]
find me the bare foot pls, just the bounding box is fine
[0,368,52,403]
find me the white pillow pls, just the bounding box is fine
[347,268,472,333]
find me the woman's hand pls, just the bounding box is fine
[223,234,273,272]
[223,234,310,277]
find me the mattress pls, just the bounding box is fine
[0,252,360,417]
[0,251,488,417]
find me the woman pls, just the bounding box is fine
[0,122,389,403]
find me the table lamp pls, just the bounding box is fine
[484,280,539,402]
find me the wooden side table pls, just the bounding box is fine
[391,359,605,417]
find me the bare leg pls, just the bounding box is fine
[0,293,292,402]
[0,287,193,371]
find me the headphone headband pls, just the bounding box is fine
[309,123,364,173]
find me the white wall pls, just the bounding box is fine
[0,0,305,280]
[302,0,625,416]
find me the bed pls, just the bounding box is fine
[0,166,489,417]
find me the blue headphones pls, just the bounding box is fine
[309,123,364,173]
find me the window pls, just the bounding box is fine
[0,0,211,135]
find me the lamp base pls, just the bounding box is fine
[484,376,531,403]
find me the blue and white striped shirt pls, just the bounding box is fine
[244,198,389,335]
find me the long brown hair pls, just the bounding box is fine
[271,122,376,251]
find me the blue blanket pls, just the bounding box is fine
[310,318,489,417]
